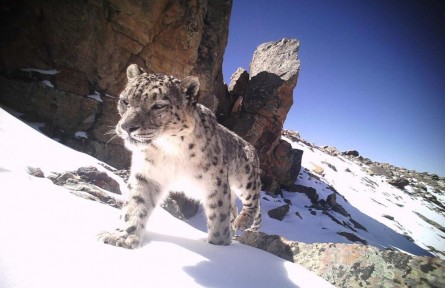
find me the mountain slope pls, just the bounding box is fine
[0,108,333,288]
[281,130,444,258]
[189,130,443,259]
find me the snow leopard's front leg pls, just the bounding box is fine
[98,173,162,249]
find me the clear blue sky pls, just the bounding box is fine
[222,0,445,176]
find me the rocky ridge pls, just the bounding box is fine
[282,129,445,215]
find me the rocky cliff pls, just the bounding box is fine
[0,0,232,168]
[0,1,301,195]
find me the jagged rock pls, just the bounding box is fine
[63,178,122,209]
[389,178,410,189]
[323,146,340,156]
[287,184,319,204]
[225,38,301,194]
[75,166,121,194]
[238,231,445,288]
[46,167,123,208]
[27,167,44,178]
[325,193,337,207]
[281,129,301,142]
[267,204,290,221]
[337,231,367,244]
[237,231,294,262]
[228,67,249,104]
[326,193,349,217]
[0,0,231,169]
[342,150,359,157]
[368,164,394,177]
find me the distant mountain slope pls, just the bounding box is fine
[278,129,445,259]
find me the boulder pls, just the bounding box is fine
[323,146,340,156]
[75,166,121,194]
[238,231,445,288]
[389,178,410,189]
[342,150,359,157]
[225,38,301,194]
[267,204,290,221]
[286,184,319,204]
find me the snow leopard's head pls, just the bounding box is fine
[116,64,200,150]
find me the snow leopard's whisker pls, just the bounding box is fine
[105,134,119,146]
[104,129,117,135]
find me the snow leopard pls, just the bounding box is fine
[98,64,262,248]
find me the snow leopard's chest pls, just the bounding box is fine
[132,134,224,199]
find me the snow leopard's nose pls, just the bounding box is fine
[121,123,140,135]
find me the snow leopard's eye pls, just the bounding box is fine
[152,103,167,110]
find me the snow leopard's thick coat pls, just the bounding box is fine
[98,64,261,248]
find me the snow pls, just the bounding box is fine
[0,108,334,287]
[74,131,88,139]
[190,136,442,258]
[87,91,103,102]
[279,136,443,258]
[41,80,54,88]
[21,68,59,75]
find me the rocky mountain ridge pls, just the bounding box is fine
[283,129,445,213]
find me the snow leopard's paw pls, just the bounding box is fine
[232,211,254,231]
[97,230,140,249]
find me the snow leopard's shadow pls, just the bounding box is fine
[144,231,298,287]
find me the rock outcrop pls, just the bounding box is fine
[0,2,302,196]
[0,0,232,169]
[238,231,445,288]
[225,39,303,194]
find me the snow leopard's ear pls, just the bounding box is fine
[126,64,145,81]
[180,76,200,107]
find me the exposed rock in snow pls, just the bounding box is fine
[239,231,445,287]
[388,177,410,189]
[268,204,290,221]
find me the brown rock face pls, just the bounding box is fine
[0,3,300,195]
[0,0,232,169]
[225,39,302,194]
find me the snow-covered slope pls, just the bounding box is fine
[190,132,444,259]
[266,132,443,258]
[0,108,333,287]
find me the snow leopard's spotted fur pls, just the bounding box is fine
[98,64,261,248]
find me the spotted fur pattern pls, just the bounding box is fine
[98,64,261,248]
